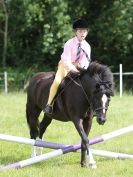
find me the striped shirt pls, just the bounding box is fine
[61,36,91,71]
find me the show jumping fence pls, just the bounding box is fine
[0,64,133,95]
[0,125,133,170]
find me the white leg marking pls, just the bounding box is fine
[31,138,43,157]
[32,146,37,157]
[88,149,97,169]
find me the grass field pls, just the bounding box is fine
[0,92,133,177]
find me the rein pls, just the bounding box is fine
[77,78,90,105]
[52,72,90,107]
[51,72,81,104]
[52,71,109,114]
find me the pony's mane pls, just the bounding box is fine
[87,61,113,83]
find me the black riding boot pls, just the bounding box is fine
[44,104,53,114]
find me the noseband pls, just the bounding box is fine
[95,106,108,112]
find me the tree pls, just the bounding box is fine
[0,0,132,72]
[89,0,133,71]
[0,0,9,69]
[2,0,73,71]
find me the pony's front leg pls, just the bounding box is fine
[73,118,90,167]
[81,116,96,168]
[81,145,96,168]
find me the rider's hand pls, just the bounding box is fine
[76,66,87,72]
[71,68,79,73]
[69,69,80,78]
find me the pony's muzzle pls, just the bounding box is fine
[96,116,106,125]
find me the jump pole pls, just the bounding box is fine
[90,149,133,159]
[0,125,133,170]
[0,134,67,149]
[0,125,133,149]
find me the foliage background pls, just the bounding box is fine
[0,0,133,92]
[0,0,133,71]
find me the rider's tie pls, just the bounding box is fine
[76,43,81,61]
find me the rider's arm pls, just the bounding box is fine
[61,41,79,72]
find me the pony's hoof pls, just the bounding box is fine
[89,159,97,169]
[89,163,97,169]
[81,164,87,168]
[31,146,43,157]
[81,161,89,168]
[31,151,37,158]
[81,160,97,169]
[36,147,43,156]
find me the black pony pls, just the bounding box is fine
[26,61,114,167]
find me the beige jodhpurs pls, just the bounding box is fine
[47,60,69,105]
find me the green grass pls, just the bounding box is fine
[0,93,133,177]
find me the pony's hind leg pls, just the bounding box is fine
[31,114,52,156]
[26,103,41,139]
[39,114,52,139]
[26,100,41,156]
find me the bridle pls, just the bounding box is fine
[95,106,108,112]
[78,78,109,113]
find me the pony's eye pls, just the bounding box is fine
[96,83,100,89]
[108,83,112,88]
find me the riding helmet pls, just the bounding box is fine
[73,19,88,29]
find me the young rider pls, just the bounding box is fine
[44,18,91,114]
